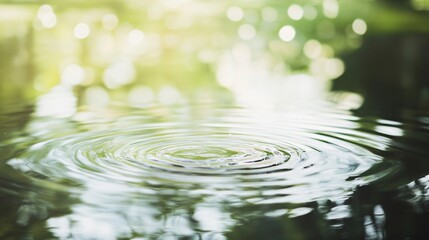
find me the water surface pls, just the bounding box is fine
[1,102,429,239]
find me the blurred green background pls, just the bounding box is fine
[1,0,429,116]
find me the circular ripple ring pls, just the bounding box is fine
[18,107,401,204]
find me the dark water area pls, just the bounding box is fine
[1,101,429,239]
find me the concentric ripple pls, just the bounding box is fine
[10,105,404,204]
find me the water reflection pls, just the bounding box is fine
[0,102,428,239]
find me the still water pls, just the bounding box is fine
[1,101,429,239]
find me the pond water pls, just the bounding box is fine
[1,101,429,239]
[1,0,429,239]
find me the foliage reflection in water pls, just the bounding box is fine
[1,102,428,239]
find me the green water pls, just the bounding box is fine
[1,0,429,239]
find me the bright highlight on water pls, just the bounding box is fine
[3,103,426,239]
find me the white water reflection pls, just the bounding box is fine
[6,101,411,238]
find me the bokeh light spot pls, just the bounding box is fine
[288,4,304,21]
[128,29,145,45]
[128,86,155,106]
[158,86,183,105]
[102,14,118,30]
[61,64,85,86]
[85,86,110,107]
[323,0,339,19]
[238,24,256,40]
[352,19,367,35]
[227,6,244,22]
[310,58,345,79]
[37,5,57,29]
[103,59,135,89]
[304,40,322,59]
[303,5,318,20]
[74,23,90,39]
[279,25,296,42]
[261,7,278,22]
